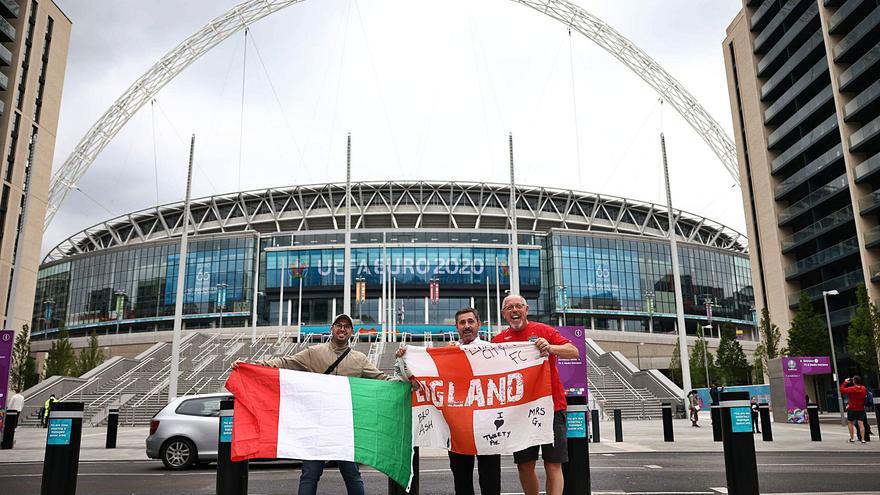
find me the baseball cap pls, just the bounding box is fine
[332,313,354,327]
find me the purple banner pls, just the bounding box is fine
[782,356,832,423]
[0,330,13,411]
[556,326,588,398]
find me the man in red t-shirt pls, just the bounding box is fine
[491,294,579,495]
[840,375,868,444]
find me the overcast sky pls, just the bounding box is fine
[46,0,744,256]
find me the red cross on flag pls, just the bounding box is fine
[401,342,554,455]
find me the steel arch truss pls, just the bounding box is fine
[45,0,740,230]
[43,181,747,263]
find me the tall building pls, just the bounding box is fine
[0,0,70,333]
[723,1,880,367]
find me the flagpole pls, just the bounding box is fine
[278,264,285,329]
[297,267,303,343]
[168,134,195,402]
[486,277,492,337]
[495,256,502,331]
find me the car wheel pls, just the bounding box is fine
[161,438,197,470]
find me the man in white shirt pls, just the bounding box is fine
[7,389,24,412]
[396,307,501,495]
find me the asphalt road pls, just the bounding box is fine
[1,451,877,494]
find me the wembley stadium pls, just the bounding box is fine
[32,180,755,343]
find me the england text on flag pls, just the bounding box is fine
[402,342,554,455]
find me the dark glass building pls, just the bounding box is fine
[33,181,755,340]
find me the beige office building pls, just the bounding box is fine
[723,0,880,367]
[0,0,70,333]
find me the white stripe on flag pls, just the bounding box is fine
[459,342,545,376]
[277,370,355,461]
[402,346,440,377]
[472,396,555,454]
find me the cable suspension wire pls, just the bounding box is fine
[246,29,309,180]
[151,99,160,206]
[353,0,404,179]
[567,27,582,189]
[44,0,741,230]
[152,99,219,195]
[238,27,249,192]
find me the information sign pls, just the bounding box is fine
[566,411,587,438]
[47,418,72,445]
[730,406,752,433]
[220,416,233,443]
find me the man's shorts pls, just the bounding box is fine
[847,410,864,422]
[513,411,567,464]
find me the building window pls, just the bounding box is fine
[4,113,20,182]
[15,0,38,111]
[33,16,52,123]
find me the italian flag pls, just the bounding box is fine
[225,363,413,489]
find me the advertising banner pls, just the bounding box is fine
[0,330,13,410]
[782,356,831,423]
[556,326,588,398]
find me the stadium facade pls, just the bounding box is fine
[32,181,756,341]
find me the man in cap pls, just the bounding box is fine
[233,313,393,495]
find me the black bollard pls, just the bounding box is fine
[105,407,119,449]
[1,410,18,449]
[874,392,879,439]
[662,403,674,442]
[591,409,600,443]
[41,401,84,495]
[216,399,248,495]
[562,397,591,495]
[613,409,623,442]
[388,447,419,494]
[711,405,722,442]
[719,391,759,495]
[758,404,772,442]
[807,403,821,441]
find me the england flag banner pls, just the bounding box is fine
[401,342,554,455]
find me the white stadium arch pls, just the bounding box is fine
[44,0,740,229]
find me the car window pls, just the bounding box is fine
[175,397,224,417]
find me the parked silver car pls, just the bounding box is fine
[146,392,232,469]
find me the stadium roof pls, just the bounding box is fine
[44,181,747,263]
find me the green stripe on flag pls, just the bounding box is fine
[348,377,413,489]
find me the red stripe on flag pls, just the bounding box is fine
[225,363,281,461]
[426,347,477,454]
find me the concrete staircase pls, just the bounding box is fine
[587,358,662,420]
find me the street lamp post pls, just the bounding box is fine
[216,283,227,329]
[636,342,645,369]
[701,325,712,388]
[821,289,846,426]
[114,290,126,335]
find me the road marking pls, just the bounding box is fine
[710,488,728,494]
[602,453,615,456]
[644,464,662,469]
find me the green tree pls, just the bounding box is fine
[689,326,716,388]
[785,294,830,357]
[716,323,750,385]
[73,330,104,376]
[44,327,76,378]
[668,338,682,387]
[10,324,38,391]
[847,284,878,381]
[758,307,781,360]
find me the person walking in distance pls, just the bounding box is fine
[233,314,397,495]
[397,307,501,495]
[42,394,57,428]
[750,396,761,434]
[491,295,579,495]
[840,376,868,444]
[687,390,700,427]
